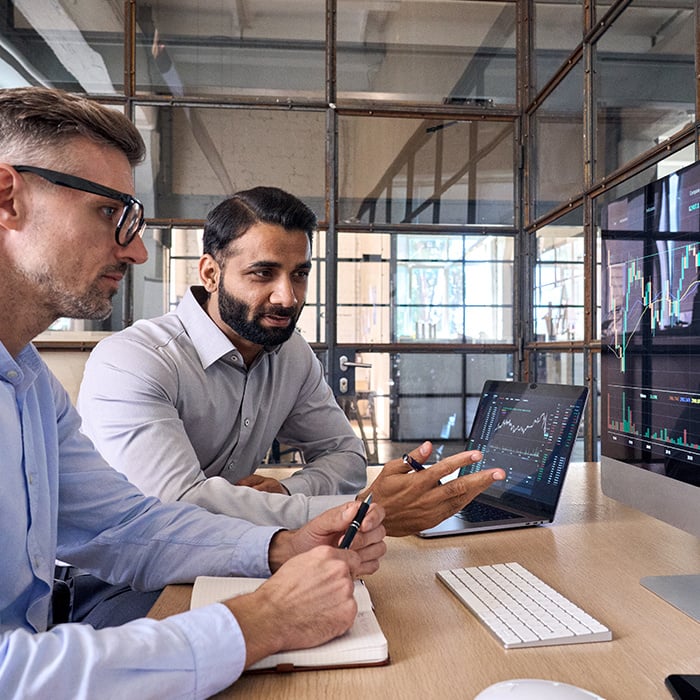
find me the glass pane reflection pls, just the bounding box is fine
[134,1,325,98]
[533,1,582,92]
[339,115,515,226]
[0,0,124,94]
[394,352,515,444]
[594,1,695,178]
[135,105,326,222]
[337,0,516,106]
[532,60,584,221]
[534,208,585,342]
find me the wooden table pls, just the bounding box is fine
[148,463,700,699]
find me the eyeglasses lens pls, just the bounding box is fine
[117,201,145,246]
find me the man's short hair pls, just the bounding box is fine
[0,87,145,166]
[203,186,318,260]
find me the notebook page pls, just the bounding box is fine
[190,576,387,670]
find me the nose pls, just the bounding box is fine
[269,277,297,307]
[118,233,149,265]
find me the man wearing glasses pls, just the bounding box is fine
[13,164,146,246]
[0,86,386,699]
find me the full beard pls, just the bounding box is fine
[218,287,297,347]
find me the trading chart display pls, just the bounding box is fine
[601,161,700,486]
[461,382,587,509]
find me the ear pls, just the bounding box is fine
[0,164,23,232]
[199,253,220,293]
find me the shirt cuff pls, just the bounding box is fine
[304,494,355,520]
[168,603,247,695]
[229,525,282,578]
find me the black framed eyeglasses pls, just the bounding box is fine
[13,165,146,247]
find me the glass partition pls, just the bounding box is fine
[594,0,695,178]
[134,105,326,222]
[394,351,515,444]
[134,1,325,98]
[0,0,124,94]
[21,0,698,467]
[531,59,584,221]
[336,231,514,344]
[533,207,585,341]
[532,1,583,92]
[396,234,515,343]
[337,0,517,106]
[338,114,516,226]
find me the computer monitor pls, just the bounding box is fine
[600,158,700,622]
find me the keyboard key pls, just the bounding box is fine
[436,562,613,649]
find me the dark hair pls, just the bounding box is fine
[0,87,145,166]
[203,186,317,260]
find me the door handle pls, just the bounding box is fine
[339,355,372,372]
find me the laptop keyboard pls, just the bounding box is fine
[437,562,612,649]
[457,500,522,522]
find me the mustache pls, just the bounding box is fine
[101,263,129,276]
[258,305,296,318]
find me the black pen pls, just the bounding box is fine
[339,493,372,549]
[403,453,425,472]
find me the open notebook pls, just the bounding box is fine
[190,576,389,672]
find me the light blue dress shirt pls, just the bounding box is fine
[0,340,281,699]
[78,286,366,527]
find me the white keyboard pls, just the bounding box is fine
[437,562,612,649]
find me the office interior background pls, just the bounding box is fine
[9,0,698,465]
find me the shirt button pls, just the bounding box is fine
[230,355,238,362]
[244,418,250,427]
[6,370,18,379]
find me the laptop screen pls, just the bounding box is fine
[460,381,588,516]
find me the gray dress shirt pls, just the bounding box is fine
[78,286,366,528]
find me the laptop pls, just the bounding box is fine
[418,380,588,538]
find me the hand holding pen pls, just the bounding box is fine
[403,453,426,472]
[275,495,386,577]
[339,493,373,549]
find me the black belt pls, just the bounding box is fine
[51,565,78,625]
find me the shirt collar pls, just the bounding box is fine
[176,286,282,370]
[0,341,42,395]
